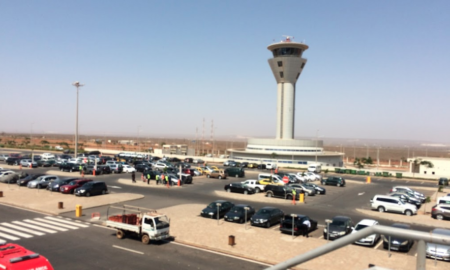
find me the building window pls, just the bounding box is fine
[301,63,305,69]
[277,61,283,67]
[280,72,284,78]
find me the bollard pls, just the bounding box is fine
[299,193,305,203]
[177,179,181,187]
[0,191,3,197]
[76,204,82,217]
[58,202,64,209]
[366,176,371,184]
[228,235,235,246]
[93,170,96,176]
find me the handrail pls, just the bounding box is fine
[265,225,450,270]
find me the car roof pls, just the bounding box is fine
[214,200,230,203]
[234,204,252,208]
[356,219,378,226]
[285,214,306,218]
[333,216,351,221]
[260,207,277,210]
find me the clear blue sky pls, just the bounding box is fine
[1,1,449,143]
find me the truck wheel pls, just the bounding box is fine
[255,188,260,193]
[267,192,273,198]
[235,174,239,178]
[207,174,210,178]
[244,190,248,195]
[218,176,222,179]
[70,169,73,172]
[141,234,150,245]
[116,230,125,239]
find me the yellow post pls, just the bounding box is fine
[366,176,371,184]
[299,193,305,203]
[76,205,82,217]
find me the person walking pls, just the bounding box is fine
[131,171,136,183]
[291,188,297,205]
[147,172,151,185]
[165,175,170,188]
[156,174,160,185]
[160,173,165,186]
[79,164,83,175]
[302,218,311,238]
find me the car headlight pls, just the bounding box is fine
[401,240,409,245]
[54,185,59,188]
[234,216,239,220]
[208,212,214,215]
[224,216,228,219]
[260,219,268,222]
[339,231,346,235]
[65,187,68,190]
[79,190,85,193]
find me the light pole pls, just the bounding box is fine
[291,214,298,239]
[72,81,84,158]
[325,219,332,242]
[216,203,222,225]
[30,123,34,161]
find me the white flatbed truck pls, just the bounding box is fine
[106,205,171,244]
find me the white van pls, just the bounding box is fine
[258,173,282,182]
[437,196,450,205]
[308,164,321,173]
[41,153,55,159]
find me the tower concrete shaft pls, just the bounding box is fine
[268,39,308,140]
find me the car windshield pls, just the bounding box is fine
[355,224,368,231]
[331,220,347,227]
[69,181,77,185]
[207,203,218,208]
[154,216,170,229]
[257,209,271,214]
[229,207,244,213]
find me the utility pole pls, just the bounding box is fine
[202,118,205,156]
[196,127,198,156]
[30,123,34,161]
[72,81,84,158]
[315,129,319,163]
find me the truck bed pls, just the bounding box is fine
[106,214,141,233]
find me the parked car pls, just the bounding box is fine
[323,216,354,240]
[224,167,245,178]
[0,154,9,161]
[390,186,425,202]
[122,165,136,173]
[302,182,326,194]
[240,162,249,168]
[426,228,450,261]
[191,168,202,176]
[135,164,151,172]
[5,157,21,165]
[321,176,345,187]
[0,171,16,182]
[108,164,123,174]
[241,179,266,193]
[16,174,45,186]
[223,160,234,166]
[247,163,259,168]
[303,172,321,181]
[75,181,108,197]
[37,159,57,167]
[182,168,195,177]
[250,207,284,228]
[99,156,113,164]
[224,182,255,195]
[200,200,234,219]
[60,163,83,172]
[193,159,204,164]
[438,178,449,186]
[224,204,256,223]
[19,159,37,168]
[27,175,60,189]
[382,223,414,252]
[206,170,227,179]
[259,178,285,186]
[288,183,316,196]
[184,158,194,163]
[352,219,380,246]
[257,164,267,170]
[45,177,75,191]
[280,214,318,236]
[370,195,417,216]
[265,185,301,200]
[168,157,181,163]
[389,192,422,208]
[431,204,450,220]
[0,171,28,183]
[60,179,93,194]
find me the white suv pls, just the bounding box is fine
[370,195,417,216]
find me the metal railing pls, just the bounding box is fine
[266,225,450,270]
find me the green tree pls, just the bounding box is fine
[270,152,278,160]
[353,158,364,169]
[58,142,69,149]
[41,140,50,146]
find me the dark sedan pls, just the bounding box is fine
[250,207,284,228]
[37,159,58,167]
[280,214,318,236]
[303,183,326,194]
[323,216,354,240]
[135,164,151,172]
[224,182,256,195]
[200,200,234,219]
[224,204,256,223]
[16,174,46,186]
[382,223,414,252]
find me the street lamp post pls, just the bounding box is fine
[72,81,84,158]
[291,214,298,239]
[216,203,222,225]
[244,207,249,230]
[325,219,332,242]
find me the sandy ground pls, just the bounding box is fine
[158,203,449,270]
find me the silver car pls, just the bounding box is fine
[27,175,59,189]
[0,154,9,161]
[20,159,37,168]
[426,228,450,261]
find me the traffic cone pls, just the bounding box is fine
[177,179,181,187]
[93,170,96,176]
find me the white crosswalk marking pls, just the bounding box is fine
[1,223,45,236]
[0,226,33,238]
[0,216,90,242]
[24,219,68,231]
[34,218,79,230]
[45,217,89,228]
[12,221,57,234]
[0,232,19,240]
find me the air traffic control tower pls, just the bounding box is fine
[268,37,308,140]
[228,37,343,168]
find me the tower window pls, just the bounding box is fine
[277,61,283,67]
[279,72,284,78]
[301,63,305,69]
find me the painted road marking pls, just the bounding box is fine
[112,245,144,255]
[358,192,365,196]
[34,218,79,230]
[0,226,33,238]
[13,221,57,233]
[0,232,19,241]
[45,217,89,228]
[108,186,122,189]
[24,219,68,231]
[1,222,45,236]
